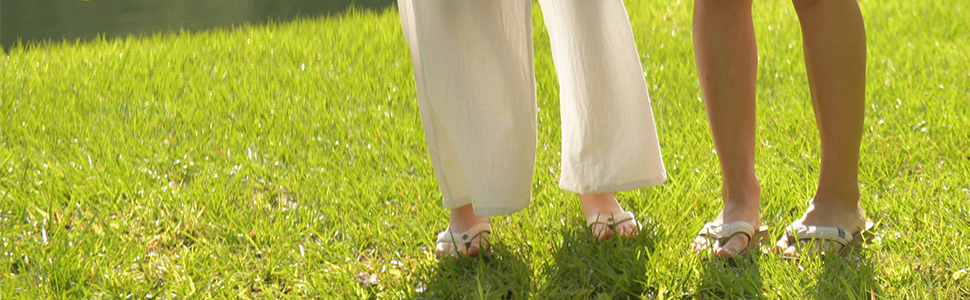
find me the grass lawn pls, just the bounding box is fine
[2,0,969,298]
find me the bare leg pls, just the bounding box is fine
[776,0,868,256]
[691,0,763,258]
[436,204,491,258]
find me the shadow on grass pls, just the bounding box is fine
[409,242,533,299]
[694,255,766,299]
[809,253,880,299]
[692,251,878,298]
[536,220,659,298]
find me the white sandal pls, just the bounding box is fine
[585,211,641,240]
[779,221,875,257]
[435,223,491,258]
[695,221,770,262]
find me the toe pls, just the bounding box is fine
[467,234,489,257]
[716,234,750,258]
[465,245,480,257]
[801,240,822,256]
[780,240,843,258]
[436,243,456,259]
[692,236,712,254]
[714,247,737,258]
[773,236,791,254]
[808,239,842,256]
[614,220,640,239]
[590,224,613,242]
[599,228,614,242]
[779,239,841,257]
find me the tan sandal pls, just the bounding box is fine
[778,221,875,258]
[435,223,491,259]
[585,211,641,241]
[695,221,770,263]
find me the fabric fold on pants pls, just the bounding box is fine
[399,0,666,216]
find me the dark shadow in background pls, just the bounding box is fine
[0,0,395,51]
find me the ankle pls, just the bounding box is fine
[721,200,760,212]
[721,187,761,207]
[811,190,861,212]
[720,176,761,204]
[815,179,860,204]
[719,202,761,226]
[800,200,867,229]
[718,191,762,225]
[448,205,489,232]
[578,193,623,217]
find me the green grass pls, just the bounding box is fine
[1,0,968,298]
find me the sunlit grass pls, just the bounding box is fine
[1,0,968,298]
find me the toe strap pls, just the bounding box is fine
[436,223,492,245]
[585,211,637,228]
[785,222,852,246]
[697,221,755,240]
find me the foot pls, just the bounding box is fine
[773,200,867,257]
[436,204,490,258]
[692,201,762,258]
[579,193,639,241]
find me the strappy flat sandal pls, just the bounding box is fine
[585,211,642,241]
[435,223,491,259]
[695,221,770,265]
[778,221,875,258]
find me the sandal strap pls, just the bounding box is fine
[585,211,637,228]
[785,222,852,246]
[436,223,492,245]
[697,221,756,240]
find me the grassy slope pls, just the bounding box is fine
[1,0,968,298]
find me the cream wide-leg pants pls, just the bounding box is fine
[399,0,666,216]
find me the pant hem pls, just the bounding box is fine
[471,204,530,217]
[558,174,667,195]
[443,198,530,217]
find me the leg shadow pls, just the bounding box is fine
[408,242,533,299]
[537,219,659,298]
[808,252,880,299]
[695,255,766,299]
